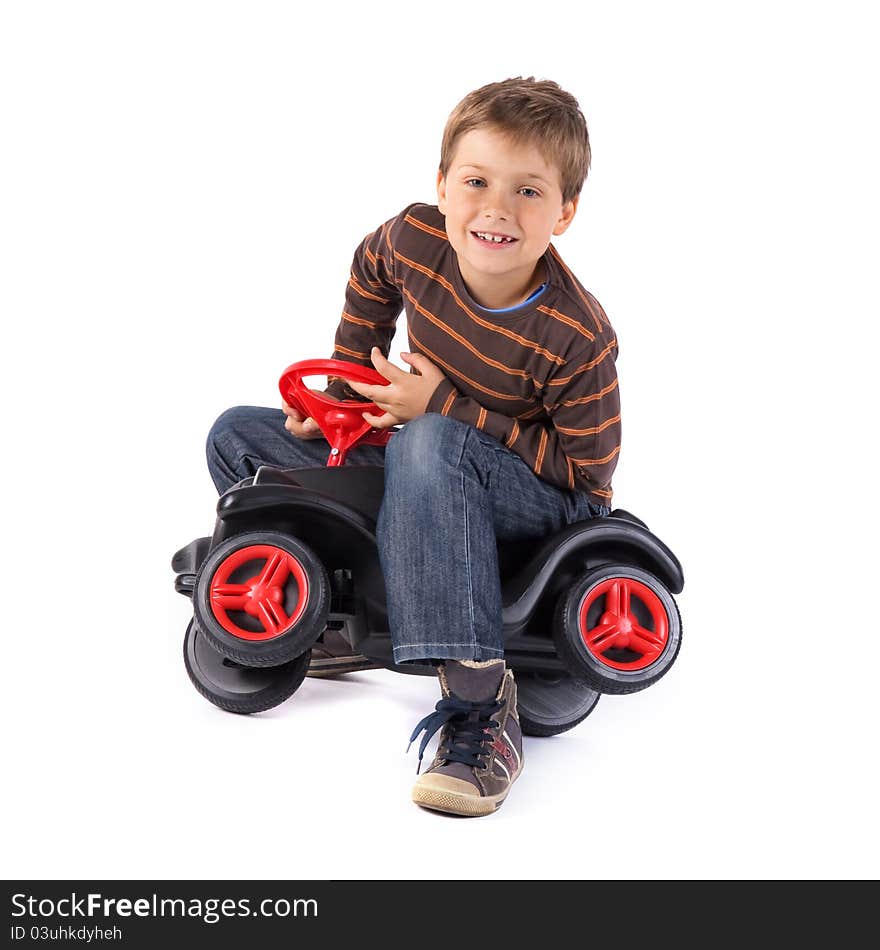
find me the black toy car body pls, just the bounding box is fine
[172,360,685,737]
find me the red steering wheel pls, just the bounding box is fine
[278,358,395,467]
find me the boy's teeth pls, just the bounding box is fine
[475,232,514,243]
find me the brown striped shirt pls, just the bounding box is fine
[326,202,621,505]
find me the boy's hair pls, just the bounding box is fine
[439,77,591,205]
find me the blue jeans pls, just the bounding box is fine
[206,408,609,664]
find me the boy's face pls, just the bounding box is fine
[437,126,578,308]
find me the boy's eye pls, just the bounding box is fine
[465,178,485,188]
[520,187,540,198]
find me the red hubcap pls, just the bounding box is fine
[209,544,309,641]
[578,577,668,671]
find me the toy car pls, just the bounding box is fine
[171,359,685,737]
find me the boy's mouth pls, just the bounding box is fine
[471,230,518,247]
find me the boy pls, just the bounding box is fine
[206,77,621,817]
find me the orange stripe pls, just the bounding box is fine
[376,253,394,276]
[476,407,487,430]
[395,251,567,365]
[535,305,595,343]
[546,340,617,387]
[408,328,531,404]
[342,311,383,328]
[506,420,521,448]
[570,445,621,466]
[558,378,619,408]
[405,214,449,241]
[364,230,394,279]
[534,429,548,475]
[348,276,391,304]
[566,457,575,491]
[401,286,533,382]
[592,487,613,499]
[555,413,621,437]
[547,245,607,332]
[334,343,372,360]
[441,390,457,416]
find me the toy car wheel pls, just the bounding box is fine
[554,564,682,695]
[183,621,310,714]
[516,671,600,737]
[193,531,330,667]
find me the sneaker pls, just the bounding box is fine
[408,658,523,817]
[306,628,383,678]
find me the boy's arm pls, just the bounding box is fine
[424,334,621,503]
[325,215,405,400]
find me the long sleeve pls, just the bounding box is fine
[325,212,406,399]
[425,331,621,502]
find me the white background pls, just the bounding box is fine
[2,0,877,881]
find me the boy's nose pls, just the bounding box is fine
[480,186,511,219]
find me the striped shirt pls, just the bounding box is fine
[325,202,621,505]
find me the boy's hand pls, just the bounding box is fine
[343,347,445,429]
[282,390,337,440]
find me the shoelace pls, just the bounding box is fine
[407,696,502,774]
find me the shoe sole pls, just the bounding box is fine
[306,655,383,678]
[412,771,521,817]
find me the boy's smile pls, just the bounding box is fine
[437,126,578,310]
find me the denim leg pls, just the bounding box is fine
[206,405,386,494]
[486,434,611,542]
[377,414,608,665]
[378,414,504,664]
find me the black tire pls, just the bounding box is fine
[193,530,330,667]
[554,564,682,695]
[183,620,310,714]
[516,671,601,737]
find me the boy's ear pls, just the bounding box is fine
[436,169,447,214]
[552,196,579,236]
